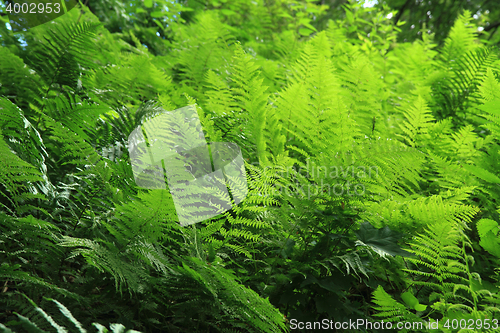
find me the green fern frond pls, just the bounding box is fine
[0,262,80,301]
[229,44,272,165]
[44,94,110,142]
[0,97,54,199]
[404,220,471,294]
[441,125,482,161]
[58,236,144,294]
[4,296,141,333]
[338,54,388,137]
[0,131,46,215]
[436,47,498,122]
[349,139,426,199]
[0,47,42,111]
[397,95,435,148]
[276,32,359,159]
[109,189,181,245]
[86,53,172,107]
[172,11,235,89]
[478,68,500,102]
[440,10,479,64]
[477,69,500,140]
[172,257,286,332]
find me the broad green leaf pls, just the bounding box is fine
[144,0,153,8]
[298,18,310,25]
[401,291,419,308]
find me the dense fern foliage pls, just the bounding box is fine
[1,0,500,332]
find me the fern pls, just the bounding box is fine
[228,43,272,165]
[372,285,415,322]
[404,221,470,294]
[0,130,46,215]
[275,31,359,160]
[171,11,235,93]
[476,218,500,259]
[337,54,389,137]
[85,52,172,107]
[3,3,500,332]
[0,97,54,199]
[202,44,286,164]
[440,10,480,64]
[397,95,436,148]
[28,21,100,90]
[0,47,42,111]
[477,68,500,141]
[162,257,286,333]
[43,94,109,142]
[58,189,181,293]
[349,138,426,199]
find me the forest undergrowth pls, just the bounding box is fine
[1,0,500,332]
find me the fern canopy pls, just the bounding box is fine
[1,1,500,332]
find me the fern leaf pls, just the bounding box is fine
[0,131,45,215]
[397,96,435,148]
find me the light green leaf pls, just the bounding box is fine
[414,304,427,312]
[401,291,419,309]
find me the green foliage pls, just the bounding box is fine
[1,1,500,332]
[2,295,140,333]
